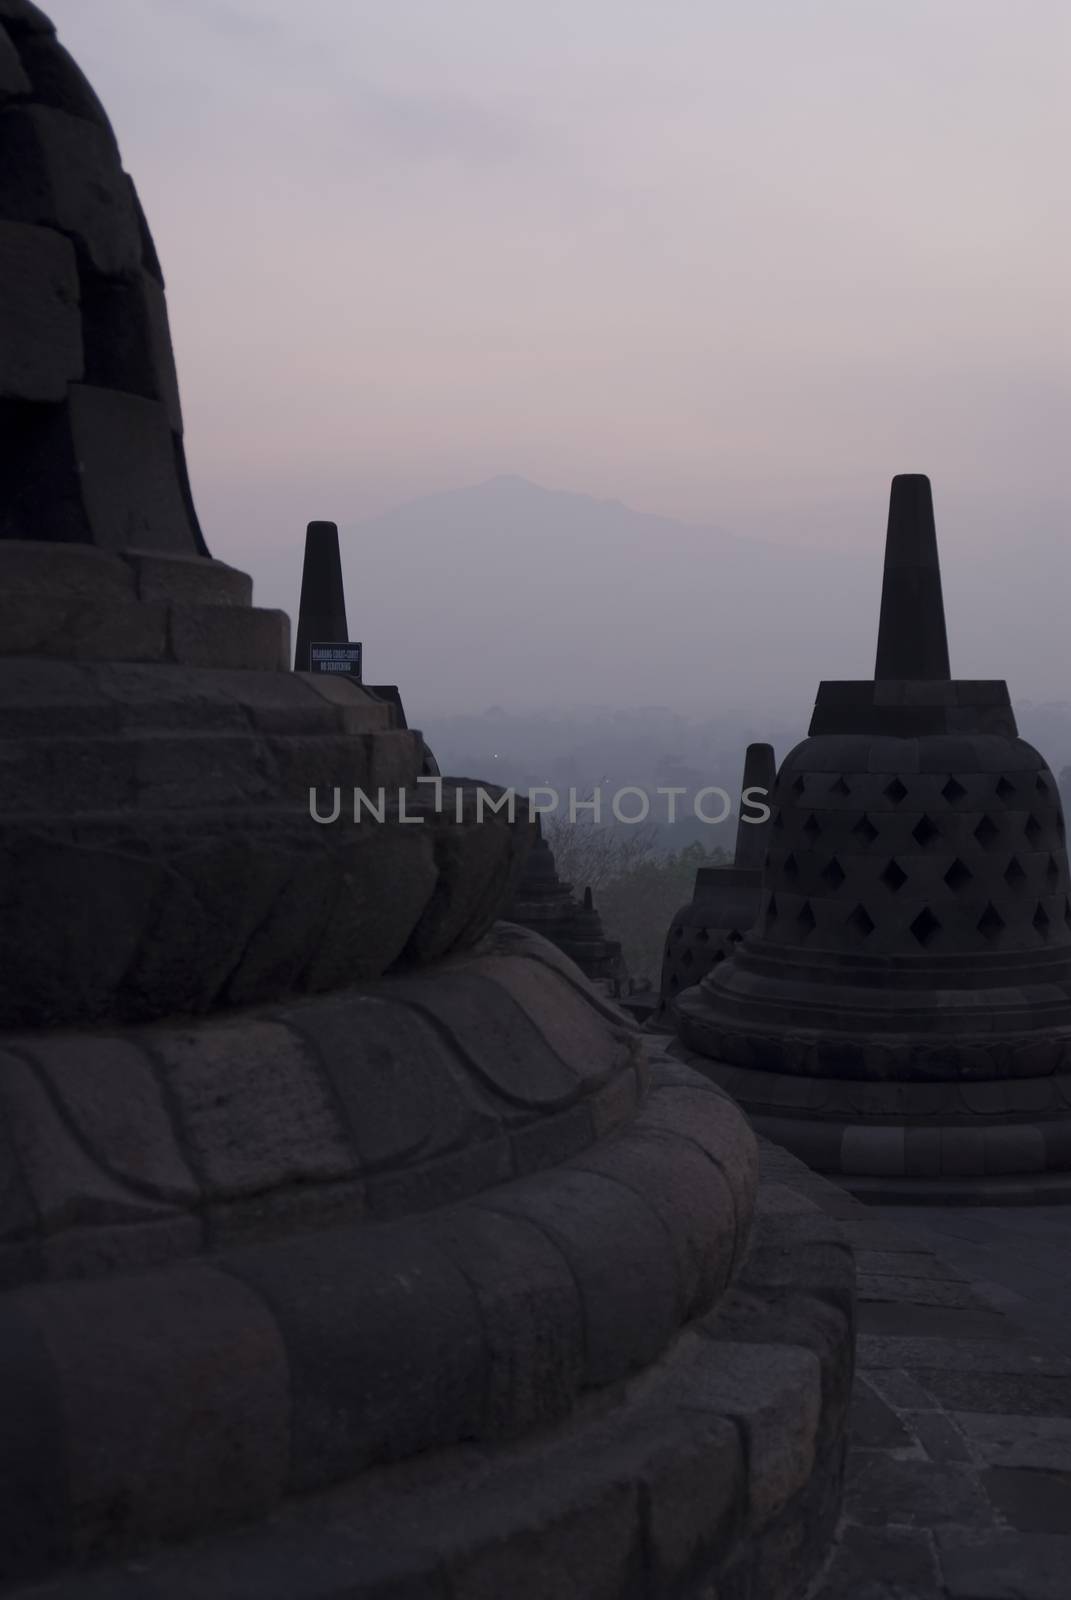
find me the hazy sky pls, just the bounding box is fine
[49,0,1069,710]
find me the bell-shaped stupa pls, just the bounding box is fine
[678,475,1071,1196]
[660,742,776,1007]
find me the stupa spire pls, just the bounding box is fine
[294,520,348,671]
[734,742,776,870]
[873,474,950,680]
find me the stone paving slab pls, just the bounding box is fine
[768,1142,1071,1600]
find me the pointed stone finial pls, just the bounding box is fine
[734,742,776,869]
[874,474,950,680]
[295,520,347,671]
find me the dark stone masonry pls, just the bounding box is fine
[0,6,1066,1599]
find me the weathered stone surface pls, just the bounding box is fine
[15,1265,290,1557]
[0,106,139,274]
[0,1298,68,1585]
[0,221,80,399]
[15,1033,197,1204]
[954,1411,1071,1471]
[0,1050,185,1231]
[78,267,181,426]
[68,384,200,551]
[223,1221,486,1491]
[0,594,169,662]
[14,31,114,134]
[938,1530,1071,1600]
[275,992,499,1170]
[475,1166,679,1386]
[0,3,54,37]
[125,549,252,608]
[152,1021,355,1200]
[168,602,290,669]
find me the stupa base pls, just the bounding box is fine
[673,1048,1071,1202]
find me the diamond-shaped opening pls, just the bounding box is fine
[944,858,972,891]
[783,851,800,882]
[913,815,940,848]
[847,903,875,939]
[711,951,726,968]
[995,776,1016,801]
[880,859,908,892]
[821,856,846,888]
[1046,855,1060,892]
[1033,902,1051,939]
[792,775,806,796]
[974,815,999,849]
[802,812,821,840]
[1025,814,1042,844]
[673,925,685,941]
[772,809,784,831]
[884,777,909,804]
[697,928,710,945]
[977,901,1005,941]
[727,927,743,944]
[765,894,779,928]
[1037,774,1050,796]
[682,949,695,969]
[942,777,968,804]
[910,907,941,947]
[1005,856,1026,886]
[796,900,817,936]
[831,776,851,796]
[853,813,879,845]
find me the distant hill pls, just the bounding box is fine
[335,474,1069,724]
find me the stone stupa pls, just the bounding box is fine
[505,822,627,992]
[660,742,776,1009]
[0,8,851,1596]
[678,475,1071,1197]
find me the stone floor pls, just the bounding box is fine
[768,1153,1071,1600]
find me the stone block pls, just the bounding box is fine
[124,549,252,607]
[473,1166,678,1386]
[15,32,115,134]
[0,1299,68,1584]
[168,602,290,669]
[67,384,200,551]
[275,992,499,1171]
[0,593,169,662]
[222,1221,486,1491]
[223,827,437,1006]
[953,1412,1071,1472]
[423,1203,585,1436]
[364,1136,512,1220]
[0,25,26,97]
[0,221,81,399]
[0,1051,184,1231]
[844,1451,993,1530]
[0,106,140,274]
[15,1264,289,1557]
[464,955,626,1091]
[510,1101,594,1174]
[658,1337,821,1527]
[0,539,134,601]
[43,1215,201,1283]
[981,1465,1071,1532]
[570,1127,738,1320]
[78,266,181,423]
[17,1033,197,1204]
[938,1530,1071,1600]
[383,971,582,1111]
[0,2,54,35]
[151,1020,355,1200]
